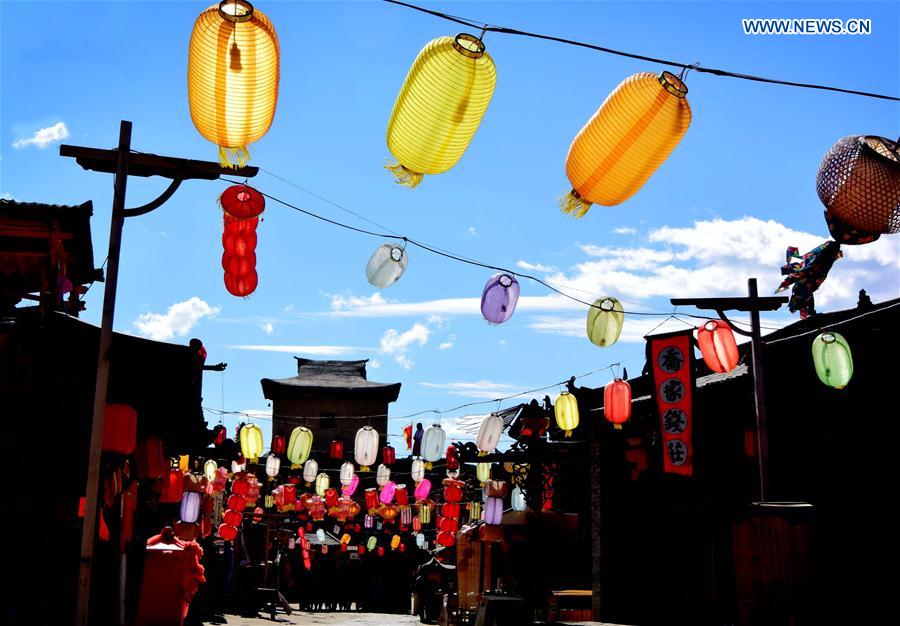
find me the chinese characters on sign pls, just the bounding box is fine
[648,332,695,476]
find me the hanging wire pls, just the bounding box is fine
[383,0,899,101]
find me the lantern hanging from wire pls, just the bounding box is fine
[382,444,396,466]
[422,424,446,466]
[476,462,491,484]
[221,214,259,297]
[416,533,426,548]
[340,462,356,487]
[395,484,409,507]
[603,376,632,429]
[511,486,526,512]
[265,455,281,478]
[414,479,432,501]
[366,244,408,288]
[315,472,330,497]
[697,320,740,373]
[554,391,579,437]
[329,438,343,460]
[587,297,625,347]
[287,426,313,466]
[445,445,460,472]
[561,71,692,217]
[180,491,202,523]
[302,459,319,485]
[355,426,380,471]
[476,414,503,453]
[418,501,432,524]
[342,474,359,496]
[188,0,280,167]
[816,135,900,235]
[239,424,264,462]
[484,496,503,525]
[220,184,265,220]
[411,459,425,484]
[385,33,497,188]
[376,464,391,487]
[271,434,286,456]
[481,273,520,324]
[203,460,218,482]
[380,481,396,505]
[812,331,854,389]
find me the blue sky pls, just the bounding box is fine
[2,1,898,448]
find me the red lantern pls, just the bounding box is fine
[603,378,632,429]
[271,434,286,456]
[102,403,137,455]
[437,531,455,547]
[283,485,297,505]
[441,503,460,518]
[329,439,344,460]
[364,488,379,512]
[135,437,166,479]
[357,545,366,555]
[213,425,227,446]
[382,445,396,466]
[218,524,239,541]
[412,517,422,532]
[231,476,251,496]
[325,488,339,508]
[377,546,385,557]
[157,468,184,503]
[220,184,265,220]
[439,517,458,533]
[224,509,243,526]
[227,494,247,512]
[395,485,409,507]
[445,445,459,471]
[224,272,259,298]
[443,479,464,503]
[697,320,740,373]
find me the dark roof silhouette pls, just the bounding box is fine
[261,357,401,400]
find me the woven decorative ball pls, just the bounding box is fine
[816,136,900,235]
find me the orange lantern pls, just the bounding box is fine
[697,320,740,373]
[603,377,632,429]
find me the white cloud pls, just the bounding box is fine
[284,304,294,313]
[1,192,14,201]
[133,297,220,341]
[368,359,381,369]
[328,292,577,318]
[468,226,477,237]
[612,226,637,235]
[439,341,454,350]
[380,322,431,369]
[229,345,367,356]
[516,260,558,273]
[419,380,524,399]
[260,322,275,335]
[12,122,69,149]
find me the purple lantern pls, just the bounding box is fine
[481,273,520,324]
[364,514,374,529]
[484,496,503,525]
[380,481,396,504]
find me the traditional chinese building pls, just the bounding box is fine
[261,357,401,453]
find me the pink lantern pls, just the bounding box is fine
[342,474,360,496]
[380,481,396,504]
[414,478,432,501]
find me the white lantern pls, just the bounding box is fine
[180,491,201,523]
[231,459,245,473]
[376,463,391,487]
[303,459,319,484]
[265,455,281,478]
[340,462,355,487]
[366,243,408,289]
[355,426,380,470]
[511,486,526,512]
[476,462,491,484]
[315,472,330,496]
[416,533,426,548]
[203,459,218,481]
[411,459,425,484]
[316,528,326,543]
[476,414,503,453]
[422,424,446,464]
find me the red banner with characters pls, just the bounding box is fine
[647,330,695,476]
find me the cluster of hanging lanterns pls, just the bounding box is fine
[220,184,264,297]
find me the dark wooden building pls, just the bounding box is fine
[261,357,401,451]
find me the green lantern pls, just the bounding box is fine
[287,426,314,466]
[812,332,853,389]
[586,297,624,347]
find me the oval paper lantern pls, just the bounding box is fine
[271,434,286,456]
[102,403,137,455]
[411,459,425,484]
[476,462,491,484]
[287,427,314,465]
[382,445,396,466]
[315,472,330,497]
[239,424,264,462]
[476,414,503,453]
[265,455,281,478]
[554,392,579,437]
[180,491,202,523]
[697,320,740,373]
[422,424,446,464]
[188,0,280,166]
[484,496,503,525]
[587,297,625,347]
[395,484,409,507]
[355,426,379,470]
[414,478,432,501]
[342,474,360,496]
[376,464,391,487]
[218,524,239,541]
[203,459,218,482]
[366,244,408,288]
[385,33,497,187]
[340,462,355,487]
[419,502,432,524]
[511,486,526,512]
[367,536,378,552]
[445,445,460,472]
[329,438,343,460]
[812,332,854,389]
[561,71,691,216]
[816,135,900,234]
[302,459,319,484]
[380,481,396,504]
[481,273,520,324]
[220,184,265,220]
[603,378,632,429]
[416,533,426,548]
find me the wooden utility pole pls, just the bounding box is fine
[671,277,787,502]
[61,121,257,626]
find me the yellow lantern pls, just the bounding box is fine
[188,0,280,166]
[561,71,691,217]
[554,392,579,438]
[287,426,313,466]
[240,424,264,462]
[179,454,190,472]
[587,297,625,348]
[203,459,218,481]
[476,462,491,484]
[315,472,330,497]
[385,33,497,187]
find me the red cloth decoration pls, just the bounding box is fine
[647,330,695,476]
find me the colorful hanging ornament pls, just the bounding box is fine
[385,33,497,187]
[302,459,319,485]
[222,214,259,297]
[355,426,379,471]
[476,414,503,453]
[561,71,691,216]
[776,242,844,319]
[421,424,446,466]
[481,273,520,324]
[554,391,579,437]
[340,462,355,487]
[697,320,740,373]
[366,244,408,288]
[586,297,624,347]
[812,331,853,389]
[188,0,280,166]
[239,424,264,462]
[603,376,632,429]
[220,184,265,219]
[376,464,391,488]
[287,426,313,466]
[265,455,280,478]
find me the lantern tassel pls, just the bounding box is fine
[219,146,251,168]
[385,162,424,188]
[559,190,593,218]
